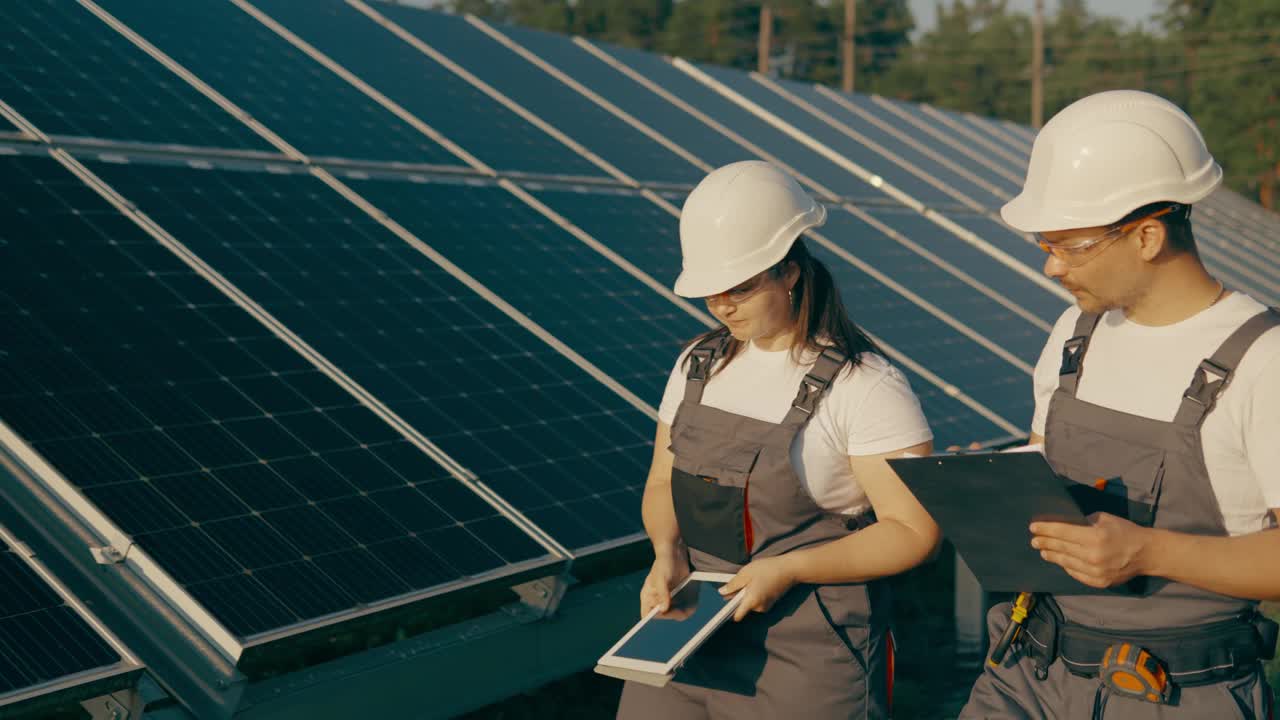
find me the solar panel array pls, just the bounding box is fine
[1,0,1278,709]
[0,525,137,708]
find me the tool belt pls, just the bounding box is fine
[1019,596,1279,687]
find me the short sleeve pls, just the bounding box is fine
[1031,307,1081,436]
[1243,349,1280,508]
[845,363,933,456]
[657,347,694,426]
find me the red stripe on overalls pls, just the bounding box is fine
[887,630,896,715]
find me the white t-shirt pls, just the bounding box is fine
[1031,293,1280,536]
[657,341,933,515]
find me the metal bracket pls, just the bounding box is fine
[506,574,572,622]
[90,544,128,565]
[81,693,132,720]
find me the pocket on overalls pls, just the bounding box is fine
[1220,670,1268,720]
[668,428,762,566]
[1061,454,1165,527]
[813,583,875,666]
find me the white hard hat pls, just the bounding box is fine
[674,161,826,297]
[1002,90,1222,233]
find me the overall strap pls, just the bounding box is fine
[682,333,729,406]
[1058,312,1102,396]
[1174,307,1280,427]
[779,346,848,429]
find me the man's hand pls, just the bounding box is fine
[719,555,798,622]
[1030,513,1154,588]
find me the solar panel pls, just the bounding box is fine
[491,26,756,171]
[0,526,135,706]
[584,42,883,202]
[771,79,1010,208]
[526,185,1028,442]
[339,174,706,404]
[946,214,1051,274]
[92,0,460,166]
[557,40,1068,332]
[84,157,665,553]
[861,207,1067,322]
[0,0,274,152]
[458,34,1048,356]
[247,0,604,179]
[372,5,704,186]
[0,153,554,641]
[692,63,973,211]
[824,93,1024,199]
[954,111,1031,158]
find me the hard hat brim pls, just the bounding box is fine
[672,243,792,298]
[672,204,824,298]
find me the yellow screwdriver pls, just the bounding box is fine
[988,592,1036,667]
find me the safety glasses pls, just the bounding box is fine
[1035,205,1179,268]
[704,267,778,304]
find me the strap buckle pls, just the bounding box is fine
[687,348,715,382]
[790,347,846,414]
[792,372,828,415]
[1182,359,1231,407]
[1060,335,1088,376]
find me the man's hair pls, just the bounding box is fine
[1116,201,1196,255]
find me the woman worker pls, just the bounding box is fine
[616,161,941,719]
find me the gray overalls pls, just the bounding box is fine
[962,308,1280,720]
[618,336,892,720]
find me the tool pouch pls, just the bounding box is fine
[1020,594,1062,679]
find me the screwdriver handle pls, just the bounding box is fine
[988,592,1035,667]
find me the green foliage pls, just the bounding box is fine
[1183,0,1280,207]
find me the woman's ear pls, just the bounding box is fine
[783,261,801,290]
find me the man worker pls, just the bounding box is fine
[959,90,1280,719]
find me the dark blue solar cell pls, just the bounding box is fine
[776,81,1011,208]
[249,0,603,179]
[831,95,1024,199]
[529,186,1026,443]
[0,0,273,151]
[491,29,752,170]
[376,4,703,185]
[696,64,967,210]
[819,210,1047,362]
[956,112,1032,158]
[863,207,1068,323]
[948,214,1052,275]
[0,566,123,697]
[594,41,879,201]
[339,176,705,404]
[93,0,458,166]
[0,154,552,639]
[85,159,654,552]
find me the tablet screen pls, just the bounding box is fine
[612,578,733,664]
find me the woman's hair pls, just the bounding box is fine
[681,237,881,378]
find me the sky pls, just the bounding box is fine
[909,0,1163,36]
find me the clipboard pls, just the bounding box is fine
[888,451,1136,595]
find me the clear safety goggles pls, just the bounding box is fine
[703,266,779,304]
[1034,205,1179,268]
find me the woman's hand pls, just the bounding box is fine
[719,555,799,622]
[639,546,691,618]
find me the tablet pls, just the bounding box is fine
[594,571,742,687]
